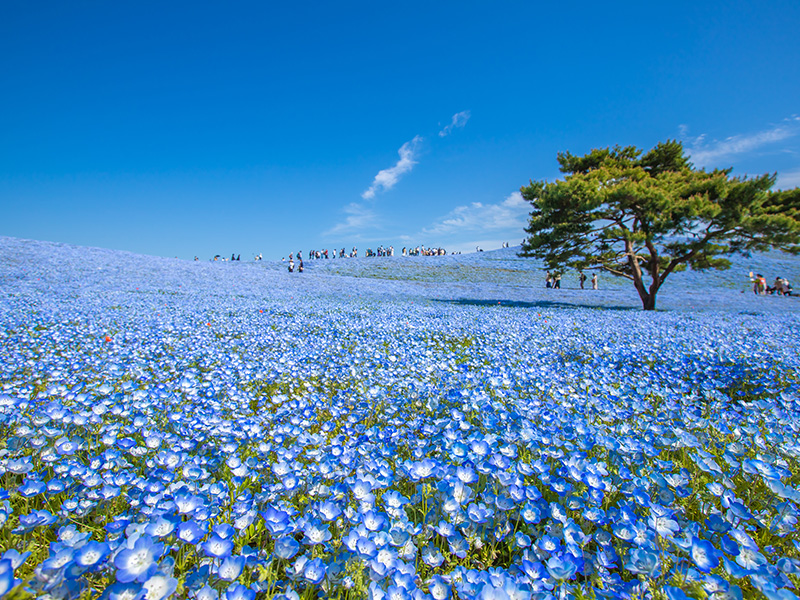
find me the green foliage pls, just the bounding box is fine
[520,140,800,309]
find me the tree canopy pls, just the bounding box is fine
[519,140,800,310]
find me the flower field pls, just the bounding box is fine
[1,236,799,600]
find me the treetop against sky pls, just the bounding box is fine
[1,0,799,260]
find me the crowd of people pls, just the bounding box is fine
[304,248,362,259]
[286,253,304,273]
[752,273,793,296]
[284,245,457,264]
[405,246,449,256]
[545,271,598,290]
[197,243,489,263]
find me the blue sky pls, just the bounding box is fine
[2,1,799,260]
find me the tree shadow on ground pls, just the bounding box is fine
[432,298,639,311]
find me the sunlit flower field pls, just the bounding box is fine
[1,236,799,600]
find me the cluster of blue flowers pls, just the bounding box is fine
[0,236,798,599]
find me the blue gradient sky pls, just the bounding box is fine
[2,1,799,260]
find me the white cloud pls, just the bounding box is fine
[438,110,471,137]
[422,191,530,235]
[362,136,422,200]
[325,202,378,236]
[776,168,800,190]
[687,118,800,167]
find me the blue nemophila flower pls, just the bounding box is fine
[74,541,111,571]
[352,479,375,502]
[514,532,531,549]
[595,547,619,570]
[356,536,378,559]
[742,458,790,480]
[142,574,178,600]
[303,557,327,585]
[106,518,131,540]
[407,458,440,481]
[548,502,568,523]
[735,544,768,570]
[690,537,721,572]
[177,520,207,544]
[466,502,493,524]
[0,500,10,528]
[16,478,46,498]
[537,535,561,555]
[649,505,680,537]
[213,523,236,539]
[40,545,75,575]
[6,457,34,474]
[193,584,219,600]
[383,490,409,510]
[223,583,256,600]
[421,545,445,567]
[520,502,542,524]
[384,584,412,600]
[115,535,164,583]
[174,493,205,515]
[0,558,20,597]
[363,509,387,532]
[274,536,300,560]
[520,558,549,586]
[318,500,342,521]
[448,535,469,560]
[705,512,730,534]
[101,581,145,600]
[0,550,29,572]
[202,534,234,559]
[455,465,478,484]
[477,575,530,599]
[46,476,70,494]
[217,555,245,581]
[303,518,332,545]
[13,508,56,533]
[664,585,693,600]
[55,436,84,455]
[428,575,451,600]
[583,505,607,524]
[146,515,179,538]
[434,520,457,539]
[624,547,660,577]
[261,506,292,535]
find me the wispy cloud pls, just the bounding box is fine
[687,116,800,167]
[422,191,530,235]
[776,168,800,190]
[325,202,378,235]
[438,110,471,137]
[361,136,422,200]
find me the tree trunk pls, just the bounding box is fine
[626,239,657,310]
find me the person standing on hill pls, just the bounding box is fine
[579,272,587,289]
[591,273,598,289]
[753,273,767,295]
[554,274,561,289]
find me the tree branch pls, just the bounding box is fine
[600,264,634,280]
